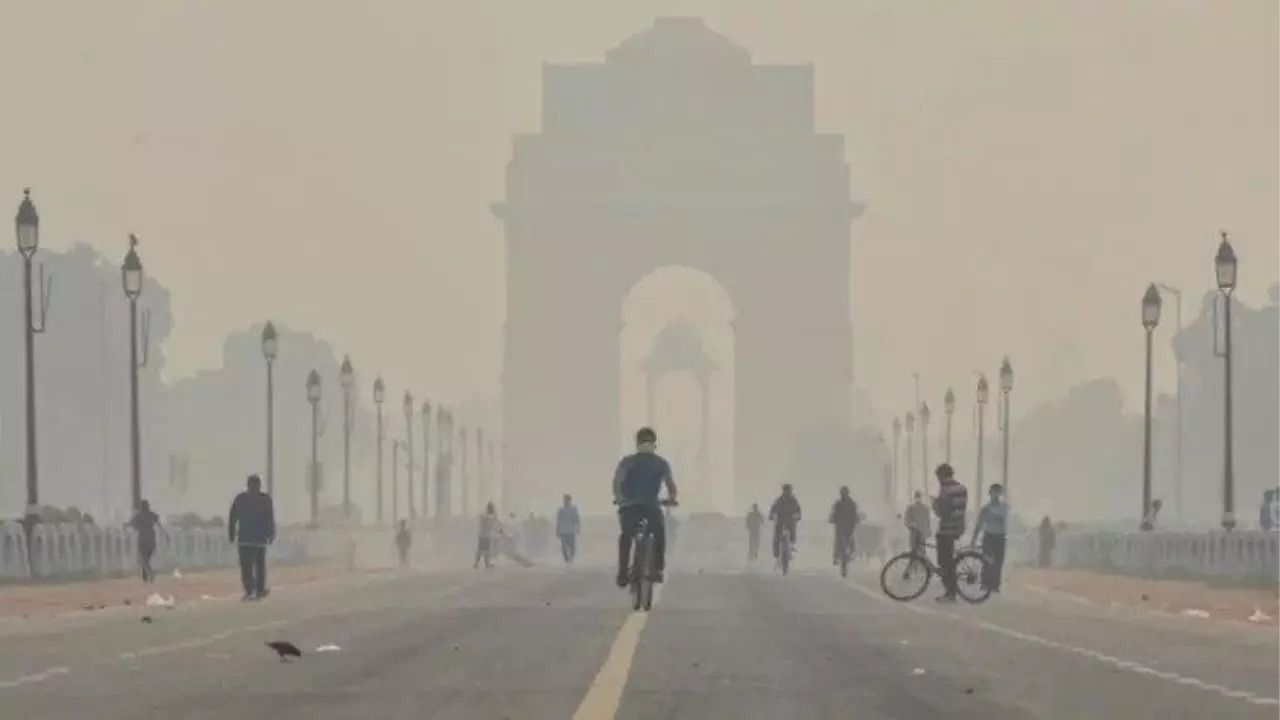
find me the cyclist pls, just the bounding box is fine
[829,486,859,567]
[613,427,678,588]
[931,463,969,603]
[768,484,802,560]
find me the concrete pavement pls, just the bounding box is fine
[0,562,1275,719]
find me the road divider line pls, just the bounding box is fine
[838,577,1278,708]
[572,611,649,720]
[0,666,69,689]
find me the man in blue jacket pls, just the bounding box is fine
[229,474,275,601]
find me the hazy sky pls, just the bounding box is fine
[0,0,1274,421]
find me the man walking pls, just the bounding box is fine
[228,474,275,601]
[745,504,764,561]
[931,463,968,603]
[904,491,931,555]
[971,483,1008,592]
[556,494,581,565]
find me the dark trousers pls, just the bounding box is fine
[747,530,760,560]
[618,504,666,576]
[935,534,958,597]
[138,540,156,583]
[833,526,855,564]
[559,533,577,563]
[982,533,1006,590]
[909,527,926,555]
[238,545,267,596]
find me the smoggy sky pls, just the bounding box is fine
[0,0,1274,421]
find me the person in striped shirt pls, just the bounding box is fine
[930,463,968,603]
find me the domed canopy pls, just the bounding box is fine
[642,320,718,379]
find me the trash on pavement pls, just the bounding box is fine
[1248,608,1272,623]
[912,668,926,675]
[315,644,341,653]
[1180,608,1210,619]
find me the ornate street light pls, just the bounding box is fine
[403,391,416,519]
[919,401,931,490]
[122,235,148,512]
[14,189,48,549]
[943,388,956,463]
[975,375,989,505]
[1140,285,1162,530]
[998,357,1014,500]
[261,322,279,496]
[306,369,322,525]
[339,356,355,521]
[373,376,381,520]
[1214,233,1238,530]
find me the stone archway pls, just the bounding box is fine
[494,17,862,512]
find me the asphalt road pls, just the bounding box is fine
[1,561,1275,719]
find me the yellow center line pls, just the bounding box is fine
[572,610,650,719]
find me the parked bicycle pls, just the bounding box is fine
[879,540,991,603]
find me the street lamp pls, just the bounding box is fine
[998,357,1014,500]
[1214,232,1238,530]
[919,402,931,490]
[306,369,322,525]
[1140,284,1162,530]
[373,376,385,525]
[14,189,48,548]
[891,417,902,508]
[422,401,433,519]
[975,375,989,506]
[261,322,278,497]
[122,235,148,512]
[403,391,416,519]
[339,356,354,521]
[904,412,915,499]
[943,388,955,463]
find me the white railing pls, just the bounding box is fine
[0,522,316,580]
[1045,530,1279,583]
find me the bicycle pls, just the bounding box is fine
[879,540,991,603]
[774,517,798,576]
[626,498,677,612]
[835,528,855,578]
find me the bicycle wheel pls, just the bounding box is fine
[954,549,992,604]
[630,535,646,611]
[780,541,791,576]
[640,534,656,611]
[879,551,932,601]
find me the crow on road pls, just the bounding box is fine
[266,641,302,661]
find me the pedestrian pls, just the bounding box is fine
[475,503,498,569]
[1038,516,1056,568]
[930,463,968,603]
[556,494,581,565]
[128,499,162,583]
[745,504,763,561]
[971,483,1008,593]
[228,474,275,601]
[1262,489,1279,531]
[395,520,411,567]
[904,491,931,555]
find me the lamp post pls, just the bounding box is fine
[943,388,955,463]
[891,417,902,508]
[261,322,278,497]
[373,376,385,525]
[306,370,321,526]
[975,375,989,508]
[999,357,1014,501]
[1214,233,1238,530]
[339,357,354,521]
[1140,285,1162,530]
[904,412,915,498]
[391,440,401,522]
[403,392,416,519]
[422,401,433,519]
[122,235,148,512]
[15,189,48,546]
[919,402,931,489]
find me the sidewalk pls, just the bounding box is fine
[0,564,346,620]
[1017,567,1279,626]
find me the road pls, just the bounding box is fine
[1,561,1275,719]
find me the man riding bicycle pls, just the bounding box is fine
[829,486,859,566]
[613,427,678,588]
[768,484,802,559]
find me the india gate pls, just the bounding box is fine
[493,18,862,513]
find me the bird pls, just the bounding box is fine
[266,640,302,661]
